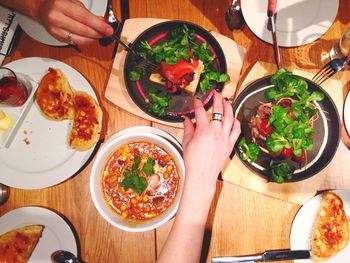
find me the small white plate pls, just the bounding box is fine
[241,0,339,47]
[15,0,107,46]
[290,189,350,262]
[344,91,350,137]
[0,206,78,262]
[0,57,100,189]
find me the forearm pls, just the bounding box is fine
[157,174,216,263]
[0,0,44,20]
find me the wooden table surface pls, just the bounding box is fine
[1,0,350,262]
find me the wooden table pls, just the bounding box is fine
[1,0,350,262]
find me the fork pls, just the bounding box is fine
[108,34,160,73]
[312,50,350,85]
[99,1,159,73]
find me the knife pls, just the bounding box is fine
[267,0,280,68]
[211,249,310,263]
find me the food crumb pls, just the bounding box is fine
[23,138,30,145]
[23,130,28,135]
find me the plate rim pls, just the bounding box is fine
[123,20,228,123]
[232,74,341,182]
[0,57,101,189]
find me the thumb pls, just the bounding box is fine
[182,116,194,149]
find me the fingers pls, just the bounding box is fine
[50,27,95,45]
[229,119,241,145]
[182,116,195,149]
[210,90,224,126]
[64,3,113,36]
[222,97,234,134]
[194,97,209,129]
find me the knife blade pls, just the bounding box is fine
[211,249,311,263]
[267,0,280,68]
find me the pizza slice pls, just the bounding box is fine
[36,68,74,121]
[0,225,44,263]
[311,191,349,262]
[67,91,102,151]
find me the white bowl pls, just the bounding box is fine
[90,131,185,232]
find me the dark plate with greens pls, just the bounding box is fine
[233,69,340,183]
[124,20,228,122]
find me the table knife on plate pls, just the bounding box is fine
[267,0,280,68]
[211,249,310,262]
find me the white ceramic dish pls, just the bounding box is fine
[344,91,350,137]
[290,189,350,262]
[0,57,100,189]
[0,206,78,262]
[241,0,339,47]
[15,0,107,46]
[90,128,185,232]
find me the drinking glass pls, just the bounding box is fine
[329,28,350,59]
[0,67,29,107]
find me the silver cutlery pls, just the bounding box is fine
[267,0,280,68]
[211,249,311,263]
[226,0,245,30]
[312,50,350,85]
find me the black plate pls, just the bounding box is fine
[124,20,227,122]
[232,75,340,182]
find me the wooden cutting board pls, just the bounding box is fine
[104,18,245,128]
[222,61,350,205]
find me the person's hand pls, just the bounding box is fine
[182,91,241,197]
[35,0,113,45]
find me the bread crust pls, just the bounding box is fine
[311,192,349,262]
[36,68,74,120]
[67,91,102,151]
[0,225,44,263]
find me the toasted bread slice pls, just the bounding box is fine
[67,91,102,151]
[0,225,44,263]
[311,192,349,262]
[36,68,74,120]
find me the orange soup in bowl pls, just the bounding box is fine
[101,141,180,221]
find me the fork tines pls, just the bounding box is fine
[136,56,160,73]
[312,64,335,86]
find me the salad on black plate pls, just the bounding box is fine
[127,24,229,118]
[237,68,325,183]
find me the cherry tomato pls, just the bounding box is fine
[281,147,293,159]
[293,150,306,163]
[259,118,274,137]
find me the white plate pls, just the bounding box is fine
[290,189,350,262]
[241,0,339,47]
[0,206,78,262]
[344,91,350,137]
[0,57,100,189]
[15,0,107,46]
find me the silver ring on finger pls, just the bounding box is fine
[211,112,224,122]
[67,32,75,45]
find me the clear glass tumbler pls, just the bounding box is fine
[0,67,29,107]
[330,28,350,59]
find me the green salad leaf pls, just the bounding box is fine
[268,161,296,183]
[147,87,171,117]
[237,137,260,163]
